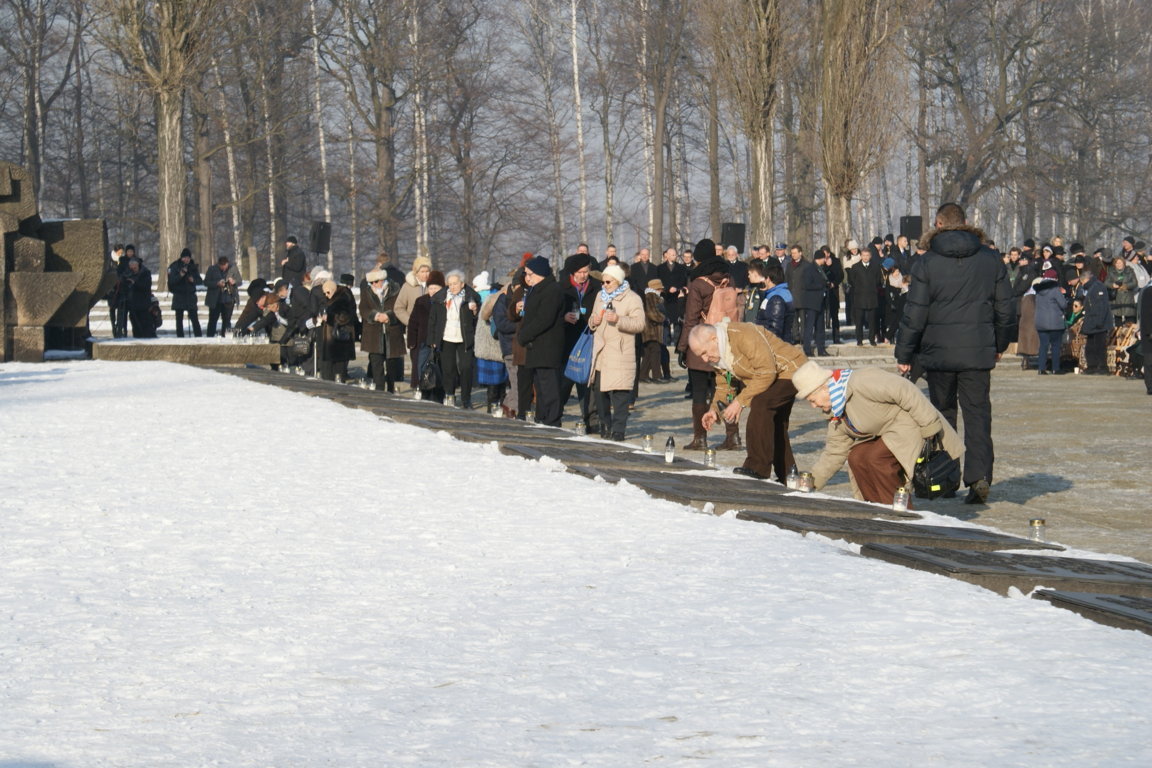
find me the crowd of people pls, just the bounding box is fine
[105,210,1151,507]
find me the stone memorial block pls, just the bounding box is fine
[0,163,37,224]
[8,272,81,326]
[1032,590,1152,636]
[566,467,919,519]
[861,544,1152,597]
[736,511,1063,551]
[500,442,704,472]
[12,235,45,272]
[39,218,111,328]
[10,325,45,362]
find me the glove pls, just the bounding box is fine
[677,350,688,369]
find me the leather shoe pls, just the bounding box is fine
[732,466,767,480]
[964,479,990,505]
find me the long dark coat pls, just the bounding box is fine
[517,275,566,369]
[360,279,405,358]
[167,259,202,312]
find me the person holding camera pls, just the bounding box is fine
[167,248,203,337]
[204,255,241,337]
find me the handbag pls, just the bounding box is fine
[911,433,961,500]
[419,349,443,391]
[564,327,594,383]
[473,311,504,362]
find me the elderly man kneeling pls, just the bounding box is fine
[793,362,963,506]
[688,321,807,482]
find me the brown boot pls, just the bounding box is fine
[684,402,709,450]
[715,421,742,451]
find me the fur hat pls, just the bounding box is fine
[564,253,594,274]
[426,270,446,288]
[792,361,833,400]
[246,277,268,298]
[1023,238,1035,249]
[691,256,729,280]
[525,255,553,279]
[602,264,626,284]
[846,239,859,251]
[648,279,664,291]
[365,269,386,283]
[411,255,432,274]
[472,270,491,292]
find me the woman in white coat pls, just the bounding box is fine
[587,264,645,440]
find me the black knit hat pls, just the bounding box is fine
[692,238,716,266]
[524,255,552,279]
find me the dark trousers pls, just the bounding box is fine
[207,303,234,337]
[593,372,632,438]
[516,364,534,419]
[531,366,563,426]
[128,308,155,338]
[743,377,797,482]
[640,341,663,380]
[688,368,714,405]
[1037,330,1063,373]
[368,353,401,392]
[440,340,474,406]
[852,306,878,344]
[799,308,826,355]
[826,293,841,342]
[175,309,202,337]
[926,369,993,486]
[561,376,594,426]
[409,348,421,388]
[1143,338,1152,394]
[1085,332,1108,371]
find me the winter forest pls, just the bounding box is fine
[3,0,1151,281]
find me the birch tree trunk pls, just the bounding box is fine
[155,87,186,270]
[309,0,333,272]
[570,0,587,244]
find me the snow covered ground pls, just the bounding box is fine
[2,361,1150,767]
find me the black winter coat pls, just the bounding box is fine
[896,227,1013,371]
[167,259,202,311]
[793,260,827,312]
[1079,275,1114,335]
[427,285,482,351]
[518,275,566,369]
[559,272,600,354]
[282,245,307,285]
[319,286,357,363]
[847,258,883,310]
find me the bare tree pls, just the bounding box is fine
[818,0,903,254]
[97,0,224,267]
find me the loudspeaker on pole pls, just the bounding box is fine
[899,216,923,241]
[309,221,332,254]
[720,222,746,254]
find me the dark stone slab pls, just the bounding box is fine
[406,417,572,440]
[566,467,919,519]
[500,443,707,472]
[736,511,1063,551]
[1033,590,1152,636]
[861,545,1152,597]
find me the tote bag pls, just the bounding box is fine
[564,327,594,383]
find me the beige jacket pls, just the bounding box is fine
[588,289,645,390]
[810,367,963,499]
[393,271,425,326]
[712,321,808,409]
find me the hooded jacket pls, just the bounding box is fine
[896,225,1013,371]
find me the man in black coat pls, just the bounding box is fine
[1139,281,1152,395]
[657,247,689,338]
[558,253,601,430]
[517,256,566,426]
[787,247,829,357]
[628,248,657,295]
[847,246,883,345]
[1074,269,1114,375]
[281,236,307,286]
[896,202,1012,504]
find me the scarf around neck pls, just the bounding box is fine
[598,280,630,305]
[828,368,852,419]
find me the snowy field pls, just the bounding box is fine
[1,361,1150,767]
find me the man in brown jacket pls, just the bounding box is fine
[688,320,808,482]
[793,362,963,505]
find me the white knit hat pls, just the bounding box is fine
[792,360,833,399]
[472,270,491,292]
[602,264,626,285]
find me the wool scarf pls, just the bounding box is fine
[598,280,630,306]
[828,368,852,419]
